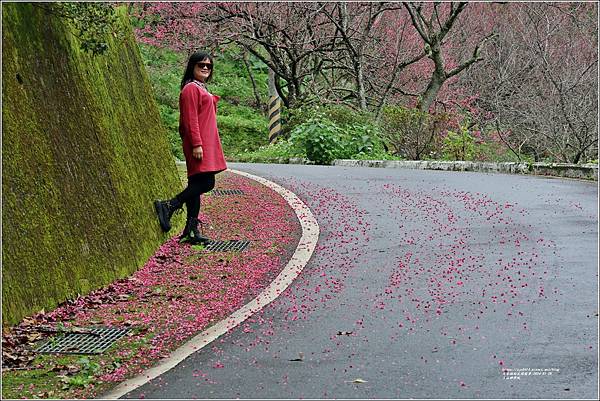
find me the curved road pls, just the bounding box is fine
[124,163,598,399]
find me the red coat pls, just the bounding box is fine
[179,81,227,176]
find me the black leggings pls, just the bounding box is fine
[175,172,216,219]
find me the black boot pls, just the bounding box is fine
[180,217,211,245]
[178,217,192,241]
[154,199,181,232]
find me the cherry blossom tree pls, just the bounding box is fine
[131,2,597,162]
[402,2,496,113]
[462,2,598,163]
[314,2,428,115]
[208,2,337,108]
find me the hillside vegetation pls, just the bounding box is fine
[139,43,524,165]
[134,3,597,165]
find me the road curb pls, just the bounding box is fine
[100,168,320,399]
[227,157,598,181]
[332,159,598,181]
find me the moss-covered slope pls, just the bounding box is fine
[2,4,183,325]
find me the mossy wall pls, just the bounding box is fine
[2,4,183,326]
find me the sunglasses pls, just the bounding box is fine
[196,62,213,70]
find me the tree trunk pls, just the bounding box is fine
[272,71,289,108]
[356,60,367,111]
[418,71,445,113]
[243,52,263,111]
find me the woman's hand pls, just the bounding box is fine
[192,146,203,160]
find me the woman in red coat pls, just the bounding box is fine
[155,51,227,244]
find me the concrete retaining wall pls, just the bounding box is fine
[2,4,183,325]
[330,160,598,180]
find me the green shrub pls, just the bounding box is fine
[440,119,528,162]
[290,118,344,164]
[442,124,476,161]
[380,106,449,160]
[285,103,375,135]
[288,110,386,165]
[233,138,305,163]
[470,140,532,163]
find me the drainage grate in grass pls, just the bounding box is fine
[208,189,245,196]
[204,240,251,252]
[35,327,131,355]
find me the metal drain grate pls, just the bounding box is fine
[204,240,250,252]
[209,189,245,196]
[36,327,130,355]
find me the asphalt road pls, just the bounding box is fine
[124,163,598,399]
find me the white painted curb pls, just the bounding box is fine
[100,169,319,399]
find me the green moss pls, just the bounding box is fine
[2,4,184,325]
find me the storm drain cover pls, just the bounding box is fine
[209,189,245,196]
[36,327,130,355]
[204,240,250,252]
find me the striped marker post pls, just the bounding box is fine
[268,96,282,143]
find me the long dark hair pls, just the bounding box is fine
[180,51,214,90]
